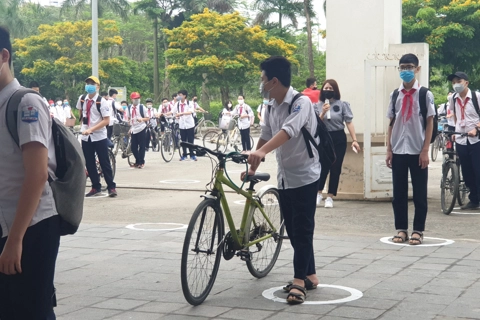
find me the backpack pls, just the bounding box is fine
[6,88,87,236]
[389,87,437,144]
[79,94,103,122]
[128,104,145,119]
[268,93,336,168]
[452,91,480,118]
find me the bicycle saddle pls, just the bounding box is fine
[246,173,270,182]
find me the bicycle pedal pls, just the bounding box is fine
[236,249,251,261]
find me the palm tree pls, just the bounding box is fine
[252,0,304,30]
[184,0,237,14]
[304,0,315,77]
[60,0,130,21]
[0,0,27,39]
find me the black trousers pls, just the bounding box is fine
[145,127,157,150]
[180,127,195,157]
[240,127,251,151]
[278,179,318,280]
[0,215,60,320]
[107,125,113,140]
[82,137,116,190]
[131,128,146,165]
[391,154,428,232]
[456,141,480,204]
[318,130,347,196]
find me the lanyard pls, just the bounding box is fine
[457,97,470,121]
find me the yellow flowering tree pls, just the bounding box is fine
[164,9,297,105]
[14,20,123,98]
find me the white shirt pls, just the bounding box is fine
[386,80,436,155]
[232,103,253,130]
[192,101,201,117]
[448,89,480,145]
[173,100,195,129]
[127,104,147,134]
[107,98,117,126]
[146,107,158,127]
[76,93,111,142]
[0,79,58,238]
[261,87,321,189]
[257,103,267,126]
[52,104,66,124]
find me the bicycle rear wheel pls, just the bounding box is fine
[109,149,116,179]
[245,188,284,278]
[250,135,255,150]
[203,130,219,151]
[431,136,439,162]
[161,132,175,162]
[457,163,469,206]
[181,199,224,306]
[216,132,229,153]
[441,162,459,215]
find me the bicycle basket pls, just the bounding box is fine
[204,113,212,120]
[227,119,237,131]
[113,123,131,136]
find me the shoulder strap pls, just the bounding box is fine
[419,87,429,129]
[389,89,400,126]
[452,93,457,114]
[471,91,480,117]
[96,96,103,119]
[6,88,42,147]
[139,104,145,118]
[288,93,304,114]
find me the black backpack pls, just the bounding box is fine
[128,104,145,118]
[452,91,480,118]
[269,93,336,168]
[389,87,437,144]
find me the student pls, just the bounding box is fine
[77,75,117,197]
[120,100,128,122]
[52,97,66,124]
[302,77,320,108]
[144,98,158,151]
[192,95,206,124]
[438,92,455,132]
[246,56,320,304]
[63,99,76,127]
[159,97,171,134]
[106,88,119,141]
[232,95,254,153]
[174,89,196,161]
[126,92,149,168]
[257,98,269,128]
[317,79,360,208]
[0,25,61,319]
[220,100,234,131]
[447,72,480,210]
[386,53,435,245]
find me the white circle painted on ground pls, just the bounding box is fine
[85,193,109,198]
[262,285,363,305]
[451,211,480,215]
[159,180,200,184]
[380,236,454,247]
[125,223,188,231]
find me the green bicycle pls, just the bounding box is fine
[180,142,285,306]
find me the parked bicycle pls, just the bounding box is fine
[180,142,284,306]
[112,121,135,167]
[194,112,216,138]
[202,117,254,153]
[431,117,448,162]
[146,123,160,152]
[160,117,182,162]
[440,131,469,214]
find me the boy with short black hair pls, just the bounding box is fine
[174,89,196,161]
[386,53,435,245]
[247,56,320,304]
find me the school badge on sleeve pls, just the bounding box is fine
[21,105,39,123]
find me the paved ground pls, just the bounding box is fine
[54,140,480,319]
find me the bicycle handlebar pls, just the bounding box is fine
[443,131,469,137]
[180,142,261,165]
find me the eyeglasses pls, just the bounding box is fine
[398,65,417,71]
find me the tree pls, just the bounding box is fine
[403,0,480,90]
[252,0,304,30]
[61,0,130,21]
[0,0,26,39]
[303,0,315,77]
[164,9,297,107]
[13,20,123,99]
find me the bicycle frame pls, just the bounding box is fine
[212,168,278,249]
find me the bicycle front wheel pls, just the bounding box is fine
[457,163,469,206]
[250,135,255,150]
[161,132,175,162]
[441,162,459,215]
[431,136,439,162]
[109,149,116,179]
[245,188,284,278]
[181,199,224,306]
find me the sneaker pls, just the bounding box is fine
[85,188,102,197]
[461,201,480,210]
[324,197,333,208]
[191,156,197,161]
[180,156,186,161]
[316,194,323,206]
[108,188,118,198]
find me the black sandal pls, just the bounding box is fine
[283,277,317,292]
[286,285,306,305]
[392,231,409,243]
[409,231,424,245]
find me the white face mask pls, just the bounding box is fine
[453,83,465,94]
[227,103,232,108]
[146,104,153,108]
[133,99,140,105]
[163,102,168,106]
[238,99,244,105]
[56,101,62,106]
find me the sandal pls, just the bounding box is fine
[283,277,317,292]
[409,231,424,245]
[286,285,306,305]
[392,231,409,243]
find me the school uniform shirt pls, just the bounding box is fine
[257,104,267,126]
[386,80,436,155]
[192,101,201,118]
[448,89,480,145]
[63,105,72,123]
[173,101,195,130]
[52,104,66,124]
[438,102,455,127]
[261,87,321,189]
[107,98,116,126]
[75,94,111,142]
[146,107,157,127]
[317,100,354,131]
[127,104,147,134]
[232,104,253,130]
[0,79,58,238]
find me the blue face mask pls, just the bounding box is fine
[400,70,415,83]
[122,105,127,110]
[85,84,97,94]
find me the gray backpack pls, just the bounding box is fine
[6,87,86,235]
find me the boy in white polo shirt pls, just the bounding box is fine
[246,56,320,304]
[126,92,149,168]
[174,89,196,161]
